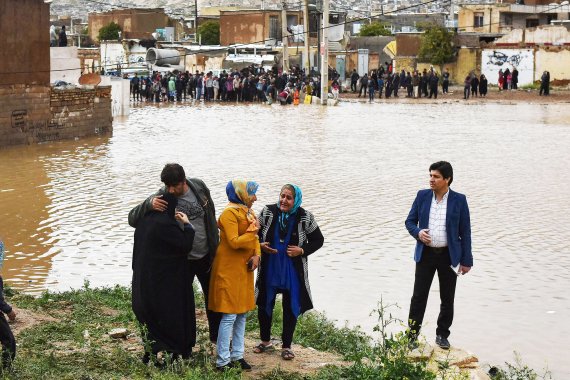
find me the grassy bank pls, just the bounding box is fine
[0,284,550,379]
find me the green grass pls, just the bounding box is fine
[0,284,547,380]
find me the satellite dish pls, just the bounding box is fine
[79,73,102,86]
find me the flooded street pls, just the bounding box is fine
[1,101,569,377]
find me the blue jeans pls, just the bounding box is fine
[196,87,202,100]
[216,313,246,367]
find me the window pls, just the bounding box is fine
[547,14,557,25]
[526,18,539,27]
[503,14,513,26]
[269,15,281,40]
[474,12,484,28]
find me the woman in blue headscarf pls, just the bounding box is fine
[209,180,260,371]
[253,184,324,360]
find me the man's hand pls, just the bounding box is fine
[7,310,16,322]
[418,229,432,245]
[260,242,278,254]
[286,245,303,257]
[150,195,168,212]
[459,265,471,275]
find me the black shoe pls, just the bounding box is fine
[216,362,235,371]
[233,358,252,371]
[435,335,450,350]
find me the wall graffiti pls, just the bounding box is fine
[11,110,28,129]
[481,49,534,86]
[9,108,67,134]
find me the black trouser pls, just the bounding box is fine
[351,80,357,92]
[359,84,367,96]
[0,314,15,368]
[258,290,298,348]
[408,246,457,339]
[442,80,449,93]
[190,255,221,343]
[429,85,438,99]
[464,86,470,99]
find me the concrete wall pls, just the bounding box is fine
[0,0,50,86]
[100,76,130,116]
[535,49,570,81]
[50,47,82,85]
[0,85,113,147]
[456,48,481,84]
[220,12,266,46]
[526,25,570,45]
[482,48,534,85]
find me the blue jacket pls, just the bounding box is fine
[405,189,473,267]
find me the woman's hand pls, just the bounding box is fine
[249,255,261,270]
[175,211,190,225]
[260,242,278,254]
[286,245,304,258]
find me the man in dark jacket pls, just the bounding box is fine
[58,25,68,47]
[129,163,220,343]
[428,72,439,99]
[358,74,368,97]
[350,69,359,92]
[392,74,400,97]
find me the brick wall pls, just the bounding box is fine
[0,85,113,147]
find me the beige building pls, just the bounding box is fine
[458,2,570,33]
[219,9,304,46]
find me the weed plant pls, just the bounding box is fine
[0,284,550,380]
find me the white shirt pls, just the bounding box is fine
[428,190,449,247]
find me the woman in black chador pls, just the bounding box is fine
[132,192,195,363]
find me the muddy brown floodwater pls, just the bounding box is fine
[1,100,569,377]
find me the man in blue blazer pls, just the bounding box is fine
[405,161,472,350]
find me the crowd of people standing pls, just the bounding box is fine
[352,63,445,101]
[129,65,341,105]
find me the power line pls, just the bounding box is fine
[7,0,453,75]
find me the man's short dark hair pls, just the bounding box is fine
[429,161,453,185]
[160,163,186,187]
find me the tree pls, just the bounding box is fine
[359,22,392,37]
[198,21,220,45]
[98,21,121,42]
[417,24,455,67]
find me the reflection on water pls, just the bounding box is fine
[0,101,569,377]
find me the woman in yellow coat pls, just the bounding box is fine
[209,180,261,371]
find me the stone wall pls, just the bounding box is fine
[0,85,113,147]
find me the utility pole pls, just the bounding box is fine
[194,0,198,43]
[303,0,310,75]
[448,0,455,29]
[282,1,289,73]
[320,0,329,105]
